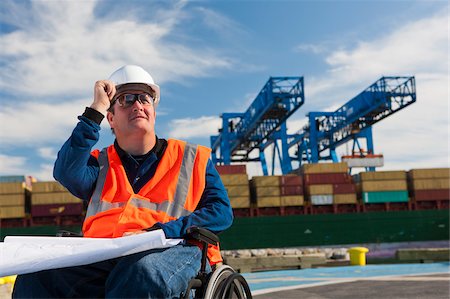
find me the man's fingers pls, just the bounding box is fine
[105,81,116,100]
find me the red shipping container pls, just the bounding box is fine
[305,173,351,185]
[215,165,247,175]
[280,175,303,186]
[414,189,450,201]
[280,186,304,196]
[31,203,83,217]
[332,184,356,194]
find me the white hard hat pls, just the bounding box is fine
[109,65,161,107]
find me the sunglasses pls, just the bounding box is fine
[113,93,155,108]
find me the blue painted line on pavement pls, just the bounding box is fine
[242,262,450,293]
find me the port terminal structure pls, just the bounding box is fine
[210,76,416,175]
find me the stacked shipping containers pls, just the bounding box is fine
[0,182,29,226]
[354,171,409,211]
[249,175,305,215]
[280,175,304,208]
[1,167,448,228]
[31,181,84,225]
[216,165,251,217]
[302,163,357,213]
[251,176,281,215]
[408,168,450,209]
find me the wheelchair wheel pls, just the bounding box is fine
[203,265,252,299]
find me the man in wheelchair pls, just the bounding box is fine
[13,65,244,298]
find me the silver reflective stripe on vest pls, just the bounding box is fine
[86,142,198,219]
[171,142,197,217]
[130,197,191,217]
[85,148,111,219]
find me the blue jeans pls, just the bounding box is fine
[13,244,204,298]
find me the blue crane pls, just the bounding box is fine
[288,76,416,172]
[210,76,305,175]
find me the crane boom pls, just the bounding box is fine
[211,76,305,165]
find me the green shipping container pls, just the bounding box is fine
[363,190,409,203]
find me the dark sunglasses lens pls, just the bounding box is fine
[123,94,137,107]
[117,93,153,107]
[138,94,153,105]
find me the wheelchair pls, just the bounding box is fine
[57,227,252,299]
[181,227,252,299]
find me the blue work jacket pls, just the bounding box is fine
[53,108,233,239]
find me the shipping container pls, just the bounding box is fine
[334,193,358,204]
[0,175,25,182]
[0,182,26,194]
[408,168,450,180]
[225,186,250,197]
[302,162,348,174]
[31,203,84,217]
[32,181,68,193]
[307,184,333,195]
[215,165,247,175]
[31,192,83,205]
[251,176,280,187]
[0,176,36,190]
[219,174,248,186]
[280,186,303,196]
[360,180,407,192]
[257,196,281,207]
[357,170,406,181]
[0,206,26,219]
[280,175,302,186]
[332,184,356,194]
[410,178,450,190]
[414,189,450,201]
[310,195,333,205]
[253,187,280,197]
[0,194,25,206]
[229,197,251,208]
[304,173,351,185]
[280,195,304,206]
[362,190,409,203]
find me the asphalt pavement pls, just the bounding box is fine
[244,262,450,299]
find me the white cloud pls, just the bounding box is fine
[294,43,328,54]
[34,163,55,181]
[0,0,236,159]
[168,116,221,139]
[286,118,308,135]
[195,6,246,40]
[325,14,448,80]
[0,98,91,147]
[0,0,233,98]
[302,12,449,169]
[0,154,56,181]
[308,12,448,103]
[38,147,57,160]
[370,73,449,169]
[0,154,27,175]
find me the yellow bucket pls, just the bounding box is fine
[347,247,369,266]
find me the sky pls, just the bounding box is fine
[0,0,448,180]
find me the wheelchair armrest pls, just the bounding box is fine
[185,227,219,246]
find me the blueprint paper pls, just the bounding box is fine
[0,230,182,277]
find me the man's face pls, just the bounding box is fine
[106,87,156,138]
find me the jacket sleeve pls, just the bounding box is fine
[53,115,101,201]
[157,159,233,238]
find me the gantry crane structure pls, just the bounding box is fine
[211,76,416,175]
[210,76,305,175]
[288,76,416,172]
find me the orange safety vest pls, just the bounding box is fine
[82,139,222,264]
